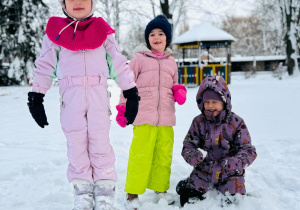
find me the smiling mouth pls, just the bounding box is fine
[154,42,161,44]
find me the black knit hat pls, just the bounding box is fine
[144,15,172,50]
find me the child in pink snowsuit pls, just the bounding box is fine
[27,0,139,209]
[115,15,187,209]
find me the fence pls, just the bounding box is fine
[178,64,227,86]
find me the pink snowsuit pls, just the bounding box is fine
[32,17,136,183]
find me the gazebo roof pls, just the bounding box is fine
[172,22,237,44]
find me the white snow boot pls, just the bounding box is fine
[124,194,140,210]
[155,191,175,205]
[72,179,94,210]
[93,180,116,210]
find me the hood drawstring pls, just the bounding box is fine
[73,21,80,39]
[56,20,80,40]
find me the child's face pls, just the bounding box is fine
[148,29,167,52]
[204,99,224,117]
[65,0,92,20]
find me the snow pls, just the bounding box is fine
[1,72,300,210]
[172,23,237,44]
[17,26,26,44]
[8,57,24,81]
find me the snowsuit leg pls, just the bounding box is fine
[60,86,93,183]
[186,169,210,195]
[125,125,174,194]
[147,126,174,192]
[218,175,246,195]
[86,85,117,182]
[60,82,116,183]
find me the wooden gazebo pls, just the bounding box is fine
[173,23,236,85]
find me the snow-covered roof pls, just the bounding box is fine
[173,22,237,44]
[175,55,287,63]
[230,55,286,62]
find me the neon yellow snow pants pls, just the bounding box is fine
[125,124,174,194]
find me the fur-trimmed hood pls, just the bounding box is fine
[57,0,98,21]
[196,75,232,112]
[132,43,172,58]
[196,75,232,123]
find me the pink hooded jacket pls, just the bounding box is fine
[119,44,178,126]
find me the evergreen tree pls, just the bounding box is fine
[0,0,49,85]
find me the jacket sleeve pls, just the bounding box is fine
[221,118,257,175]
[234,119,257,167]
[103,35,136,91]
[181,116,206,167]
[32,35,60,94]
[171,57,178,86]
[117,54,140,106]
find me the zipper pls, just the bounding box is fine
[107,90,112,116]
[156,58,161,126]
[83,49,87,104]
[60,89,66,108]
[145,53,163,126]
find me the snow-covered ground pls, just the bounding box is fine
[0,72,299,210]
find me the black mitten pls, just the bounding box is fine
[176,178,205,206]
[27,92,49,128]
[123,87,140,125]
[176,178,189,195]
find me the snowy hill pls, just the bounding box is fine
[0,72,299,210]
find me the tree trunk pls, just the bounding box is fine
[282,0,298,75]
[113,0,120,43]
[149,0,156,18]
[159,0,173,27]
[285,34,295,75]
[160,0,172,19]
[159,0,175,43]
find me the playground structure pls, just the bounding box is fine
[172,23,236,85]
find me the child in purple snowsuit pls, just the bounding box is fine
[176,75,257,206]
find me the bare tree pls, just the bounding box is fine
[222,15,283,56]
[97,0,112,24]
[149,0,156,18]
[97,0,154,44]
[112,0,121,42]
[253,0,284,55]
[157,0,187,40]
[279,0,299,75]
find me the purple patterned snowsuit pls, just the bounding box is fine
[181,75,257,195]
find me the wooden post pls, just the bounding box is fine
[183,48,185,65]
[226,42,232,84]
[198,44,202,84]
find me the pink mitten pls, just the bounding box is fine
[116,105,127,128]
[172,85,187,105]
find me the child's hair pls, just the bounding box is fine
[144,15,172,50]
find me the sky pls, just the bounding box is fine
[186,0,256,29]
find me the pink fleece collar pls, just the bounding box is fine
[151,51,165,59]
[45,17,115,51]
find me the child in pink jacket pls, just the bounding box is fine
[26,0,140,209]
[116,15,187,209]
